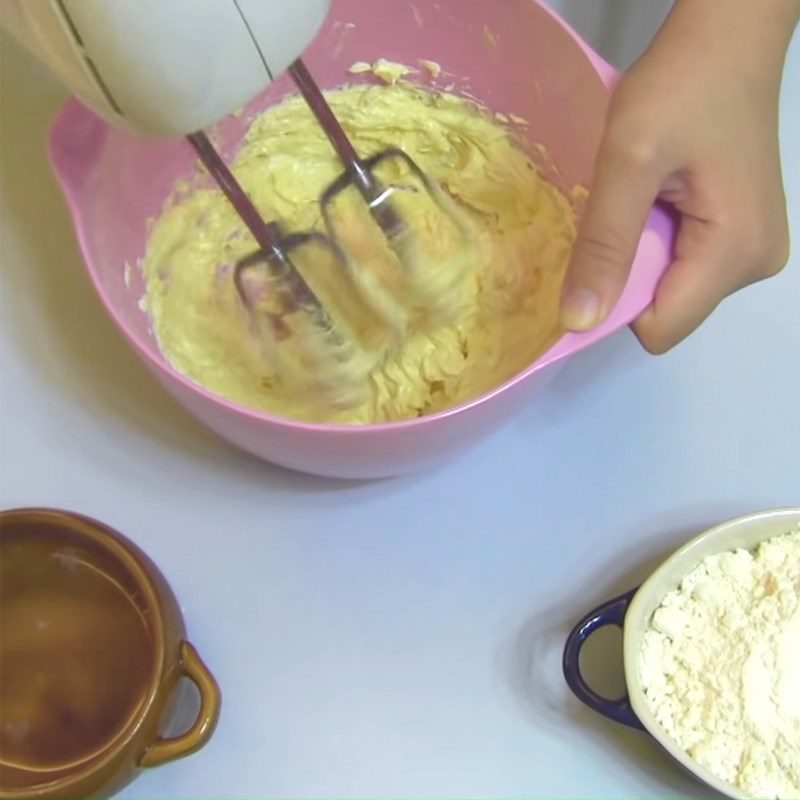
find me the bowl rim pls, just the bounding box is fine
[622,507,800,800]
[0,507,168,793]
[46,0,642,436]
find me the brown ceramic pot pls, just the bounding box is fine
[0,508,221,799]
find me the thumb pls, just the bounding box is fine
[560,140,666,331]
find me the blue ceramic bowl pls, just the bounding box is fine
[563,508,800,800]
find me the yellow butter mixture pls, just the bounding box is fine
[142,83,578,424]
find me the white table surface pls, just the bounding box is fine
[1,7,798,798]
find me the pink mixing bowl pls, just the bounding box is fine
[48,0,674,479]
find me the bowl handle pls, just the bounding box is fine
[140,642,222,768]
[562,588,644,730]
[538,204,676,369]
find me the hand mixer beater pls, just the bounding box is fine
[188,59,476,412]
[3,1,475,413]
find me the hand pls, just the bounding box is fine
[559,0,799,354]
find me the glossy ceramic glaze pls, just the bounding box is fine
[0,509,221,800]
[563,508,800,800]
[48,0,675,478]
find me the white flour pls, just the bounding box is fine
[638,526,800,799]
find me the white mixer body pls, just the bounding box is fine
[1,0,331,137]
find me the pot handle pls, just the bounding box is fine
[562,588,643,730]
[140,641,221,768]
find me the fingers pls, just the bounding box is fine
[633,264,722,355]
[633,207,790,353]
[632,217,734,354]
[560,137,666,332]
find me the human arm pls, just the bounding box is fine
[559,0,800,353]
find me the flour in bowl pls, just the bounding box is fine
[638,526,800,799]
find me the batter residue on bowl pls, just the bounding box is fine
[142,83,578,424]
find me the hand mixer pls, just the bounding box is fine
[3,0,475,411]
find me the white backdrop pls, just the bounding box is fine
[549,0,673,69]
[3,2,799,798]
